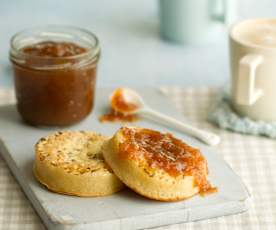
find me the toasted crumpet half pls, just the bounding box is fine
[34,131,124,197]
[102,127,215,201]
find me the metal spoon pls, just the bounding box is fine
[110,88,221,146]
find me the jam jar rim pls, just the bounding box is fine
[9,25,100,69]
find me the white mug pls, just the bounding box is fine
[230,18,276,122]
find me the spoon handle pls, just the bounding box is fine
[140,108,220,146]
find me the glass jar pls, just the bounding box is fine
[10,26,100,126]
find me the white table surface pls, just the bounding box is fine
[1,0,276,88]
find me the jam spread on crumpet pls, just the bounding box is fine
[118,127,216,195]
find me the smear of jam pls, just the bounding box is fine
[22,41,87,58]
[99,109,139,123]
[118,127,216,195]
[111,88,138,113]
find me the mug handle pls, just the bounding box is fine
[210,0,236,25]
[235,54,264,106]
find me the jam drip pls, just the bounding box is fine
[119,127,216,194]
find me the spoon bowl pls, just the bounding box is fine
[110,88,145,114]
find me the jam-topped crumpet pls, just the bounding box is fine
[102,127,215,201]
[34,131,124,197]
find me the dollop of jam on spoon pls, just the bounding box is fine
[99,88,141,122]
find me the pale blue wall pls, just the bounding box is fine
[0,0,275,88]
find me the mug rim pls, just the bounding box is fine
[230,18,276,50]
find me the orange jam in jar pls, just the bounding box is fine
[10,26,100,126]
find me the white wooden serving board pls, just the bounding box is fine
[0,88,251,230]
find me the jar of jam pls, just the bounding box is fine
[10,26,100,126]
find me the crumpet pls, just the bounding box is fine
[102,127,215,201]
[34,131,124,197]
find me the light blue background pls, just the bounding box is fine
[0,0,275,88]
